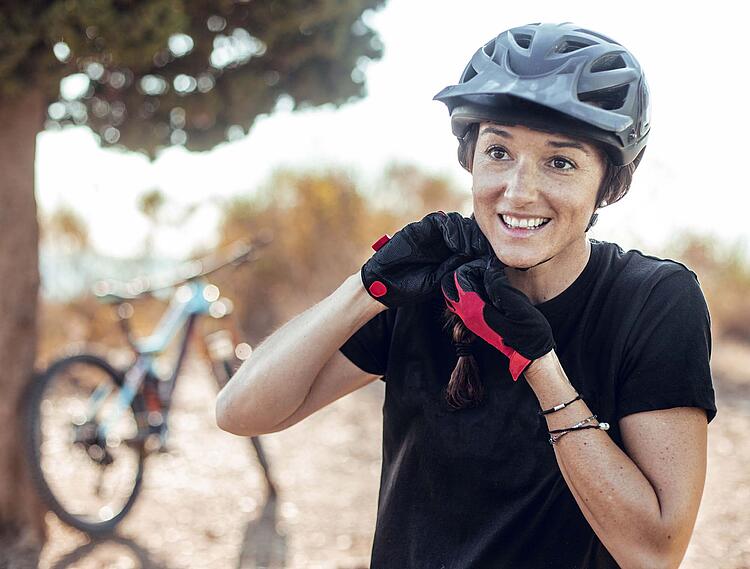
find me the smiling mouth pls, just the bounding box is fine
[499,214,552,231]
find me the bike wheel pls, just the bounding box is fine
[25,354,146,535]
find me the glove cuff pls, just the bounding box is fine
[508,351,532,382]
[361,265,389,304]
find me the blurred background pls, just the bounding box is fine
[1,0,748,568]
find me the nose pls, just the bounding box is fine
[503,161,540,206]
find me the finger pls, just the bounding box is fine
[454,259,487,297]
[402,212,453,256]
[436,212,488,256]
[440,269,459,303]
[433,253,472,287]
[440,258,483,302]
[483,258,512,301]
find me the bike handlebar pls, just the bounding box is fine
[92,234,272,303]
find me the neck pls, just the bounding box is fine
[505,237,591,305]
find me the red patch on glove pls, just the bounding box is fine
[445,273,530,381]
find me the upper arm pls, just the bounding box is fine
[619,406,708,565]
[265,350,381,433]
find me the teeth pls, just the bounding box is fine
[502,215,550,229]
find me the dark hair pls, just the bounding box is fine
[445,121,646,410]
[442,310,484,410]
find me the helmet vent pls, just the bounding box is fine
[574,28,622,46]
[462,65,478,83]
[482,39,496,56]
[512,33,533,49]
[579,84,629,110]
[555,39,593,54]
[591,53,626,72]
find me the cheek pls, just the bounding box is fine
[471,184,497,222]
[471,171,503,204]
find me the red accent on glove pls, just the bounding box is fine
[371,235,391,251]
[445,273,531,381]
[368,281,387,298]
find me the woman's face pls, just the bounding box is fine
[471,121,606,270]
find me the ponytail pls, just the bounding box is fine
[442,307,484,410]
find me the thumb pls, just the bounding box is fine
[453,258,488,297]
[483,256,511,304]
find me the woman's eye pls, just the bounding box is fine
[550,157,575,170]
[487,146,508,160]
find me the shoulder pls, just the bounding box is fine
[592,239,704,302]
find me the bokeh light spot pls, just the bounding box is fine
[173,74,197,94]
[210,29,266,69]
[196,74,215,93]
[226,125,244,141]
[170,129,187,145]
[53,41,71,62]
[207,15,227,32]
[140,75,168,96]
[103,126,120,144]
[109,71,127,89]
[168,33,194,58]
[48,102,67,121]
[170,107,186,129]
[60,73,90,101]
[86,62,105,81]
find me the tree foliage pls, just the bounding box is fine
[0,0,385,155]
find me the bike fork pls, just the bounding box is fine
[99,357,149,440]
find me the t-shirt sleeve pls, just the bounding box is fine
[617,268,717,423]
[338,308,395,380]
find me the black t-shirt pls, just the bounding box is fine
[339,239,717,569]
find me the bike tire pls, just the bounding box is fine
[24,353,147,536]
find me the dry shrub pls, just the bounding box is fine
[665,234,750,344]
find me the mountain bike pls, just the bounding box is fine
[24,237,276,536]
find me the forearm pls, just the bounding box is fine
[524,352,673,569]
[216,272,385,434]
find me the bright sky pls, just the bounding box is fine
[36,0,749,261]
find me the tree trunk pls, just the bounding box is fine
[0,89,46,567]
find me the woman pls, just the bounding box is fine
[216,23,717,568]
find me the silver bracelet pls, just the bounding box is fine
[548,414,610,445]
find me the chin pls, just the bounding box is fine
[490,244,543,270]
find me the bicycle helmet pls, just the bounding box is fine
[433,22,651,167]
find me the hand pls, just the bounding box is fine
[441,256,555,381]
[361,212,490,308]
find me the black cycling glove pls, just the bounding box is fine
[441,256,555,381]
[361,211,490,308]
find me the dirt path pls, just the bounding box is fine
[38,347,749,568]
[39,356,383,569]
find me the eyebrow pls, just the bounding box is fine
[479,126,590,156]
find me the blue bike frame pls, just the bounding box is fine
[96,279,215,439]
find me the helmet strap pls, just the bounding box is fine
[585,212,599,233]
[510,212,598,272]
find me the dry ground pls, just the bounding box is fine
[38,342,750,569]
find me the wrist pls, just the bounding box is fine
[524,350,578,402]
[523,349,558,385]
[523,350,589,427]
[346,271,388,320]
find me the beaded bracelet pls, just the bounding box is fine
[538,394,581,415]
[548,414,610,445]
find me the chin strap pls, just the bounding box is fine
[585,212,599,233]
[511,211,598,272]
[517,254,555,272]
